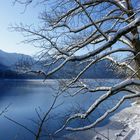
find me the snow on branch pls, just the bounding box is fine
[55,79,140,133]
[66,93,140,131]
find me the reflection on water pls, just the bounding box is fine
[0,79,131,140]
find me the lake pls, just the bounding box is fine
[0,79,131,140]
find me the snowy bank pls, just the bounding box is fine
[59,102,140,140]
[110,102,140,140]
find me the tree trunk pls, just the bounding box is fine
[133,38,140,103]
[131,24,140,78]
[134,39,140,78]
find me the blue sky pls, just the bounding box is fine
[0,0,41,56]
[0,0,134,59]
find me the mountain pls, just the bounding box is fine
[0,49,125,79]
[0,63,9,71]
[45,59,125,79]
[0,50,33,67]
[0,50,39,79]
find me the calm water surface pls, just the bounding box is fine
[0,79,131,140]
